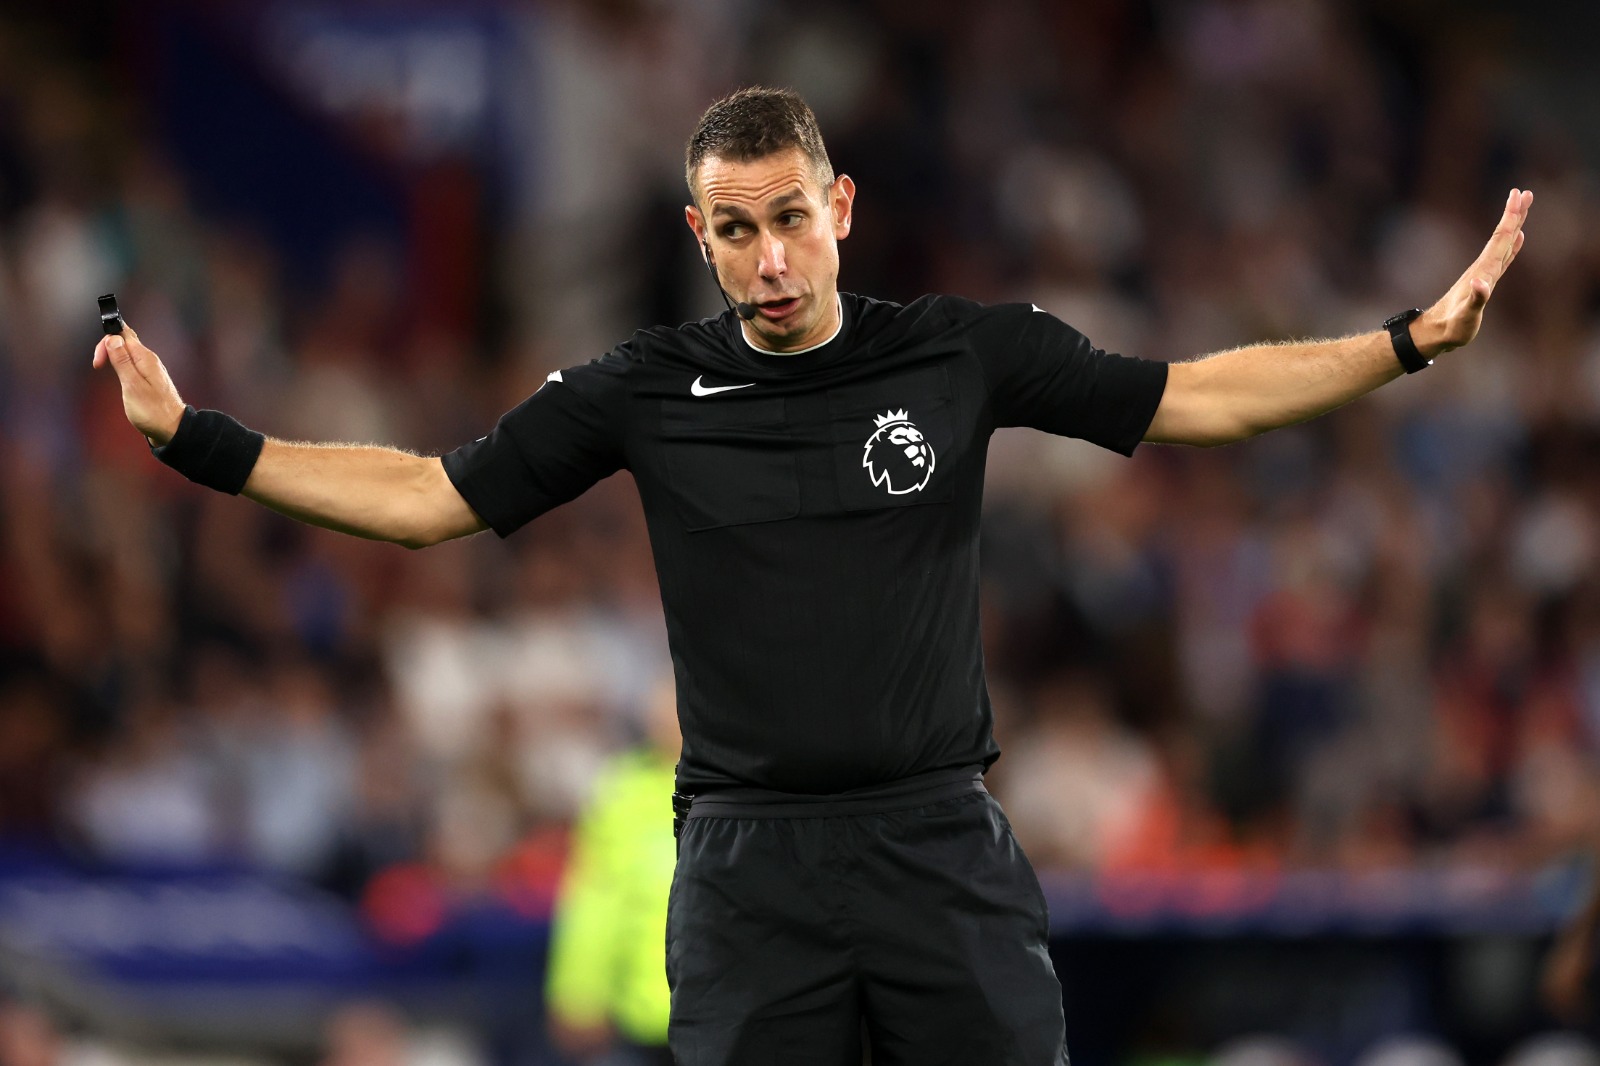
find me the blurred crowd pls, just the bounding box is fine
[2,0,1600,967]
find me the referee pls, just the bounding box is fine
[95,88,1532,1065]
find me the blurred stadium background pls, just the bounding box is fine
[2,0,1600,1064]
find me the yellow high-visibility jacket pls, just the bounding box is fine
[545,749,677,1046]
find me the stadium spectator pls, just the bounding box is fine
[67,690,221,865]
[1543,841,1600,1024]
[319,1000,484,1066]
[997,671,1161,869]
[0,1000,126,1066]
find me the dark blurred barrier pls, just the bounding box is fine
[0,850,1582,1059]
[1046,867,1584,1066]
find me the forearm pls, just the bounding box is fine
[242,439,482,548]
[1173,332,1400,444]
[1147,314,1454,446]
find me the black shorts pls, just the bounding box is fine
[666,771,1068,1066]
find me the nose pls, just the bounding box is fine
[758,232,787,281]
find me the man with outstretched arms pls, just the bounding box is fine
[96,87,1532,1066]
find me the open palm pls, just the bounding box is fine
[1428,188,1532,354]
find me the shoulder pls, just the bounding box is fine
[849,292,1062,338]
[555,313,737,399]
[843,292,1003,348]
[848,291,971,326]
[630,311,739,363]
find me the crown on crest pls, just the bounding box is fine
[873,409,911,428]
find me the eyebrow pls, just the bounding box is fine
[710,188,809,219]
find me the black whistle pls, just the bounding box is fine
[98,293,125,336]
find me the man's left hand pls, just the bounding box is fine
[1415,187,1533,358]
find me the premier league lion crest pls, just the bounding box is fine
[863,409,936,495]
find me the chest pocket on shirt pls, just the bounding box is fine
[826,366,956,511]
[660,397,801,531]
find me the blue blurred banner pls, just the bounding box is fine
[0,856,1575,989]
[0,851,550,1043]
[1043,865,1581,938]
[0,870,370,984]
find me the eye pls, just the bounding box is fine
[780,212,806,227]
[721,222,748,239]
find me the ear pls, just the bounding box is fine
[831,175,856,241]
[685,204,709,260]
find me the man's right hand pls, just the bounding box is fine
[92,326,186,446]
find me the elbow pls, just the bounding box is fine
[392,457,471,549]
[1196,407,1278,447]
[1198,421,1265,448]
[395,522,455,550]
[1168,420,1257,448]
[1150,384,1263,447]
[1156,366,1278,446]
[396,515,481,550]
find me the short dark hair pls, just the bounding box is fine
[685,87,834,202]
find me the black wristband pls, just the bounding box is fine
[150,406,265,495]
[1384,308,1431,373]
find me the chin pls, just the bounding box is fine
[768,318,813,345]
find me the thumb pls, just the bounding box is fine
[1468,276,1492,308]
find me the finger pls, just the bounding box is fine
[1478,188,1528,276]
[103,333,159,393]
[101,334,137,383]
[1501,188,1532,242]
[92,335,109,368]
[1488,188,1528,251]
[113,327,158,387]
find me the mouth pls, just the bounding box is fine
[754,296,801,322]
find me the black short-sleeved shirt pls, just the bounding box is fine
[443,293,1167,794]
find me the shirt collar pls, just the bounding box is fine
[739,294,845,356]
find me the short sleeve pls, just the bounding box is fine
[441,351,630,538]
[970,302,1168,455]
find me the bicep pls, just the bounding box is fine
[422,457,490,543]
[1141,360,1247,447]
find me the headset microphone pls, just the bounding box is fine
[702,242,757,321]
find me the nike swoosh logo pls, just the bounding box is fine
[691,376,755,397]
